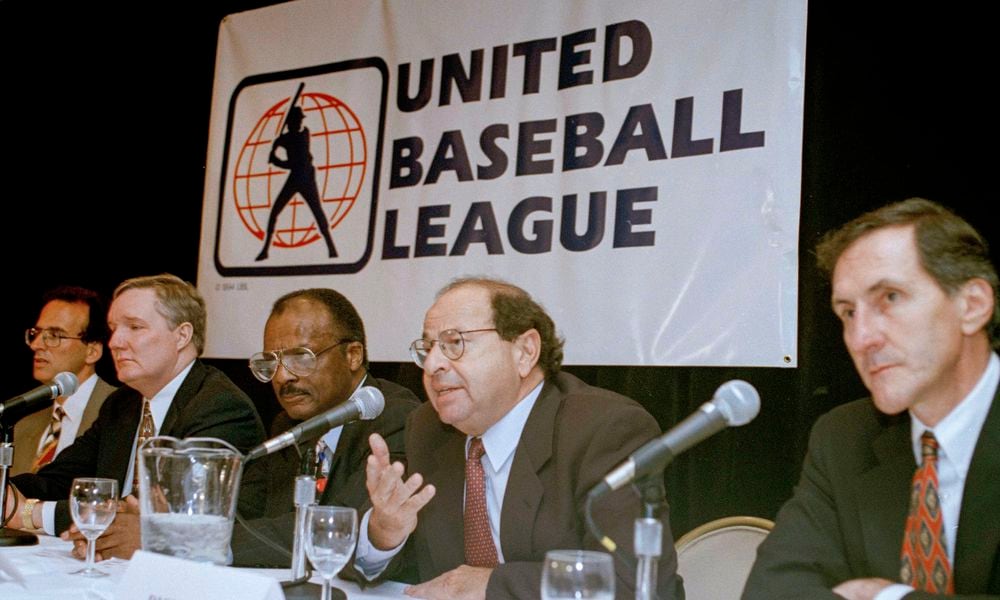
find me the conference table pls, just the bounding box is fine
[0,534,407,599]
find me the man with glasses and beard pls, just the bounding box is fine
[232,288,419,567]
[11,286,116,476]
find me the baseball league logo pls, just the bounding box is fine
[213,59,388,276]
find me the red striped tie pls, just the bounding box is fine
[900,431,953,593]
[464,437,498,567]
[31,405,65,472]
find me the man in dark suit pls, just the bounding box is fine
[743,198,1000,599]
[12,286,115,476]
[231,288,419,567]
[356,277,684,600]
[6,273,265,559]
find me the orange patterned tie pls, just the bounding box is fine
[132,399,157,496]
[900,431,954,593]
[31,405,66,472]
[463,437,498,567]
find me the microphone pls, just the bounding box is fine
[245,386,385,462]
[0,371,79,423]
[590,380,760,497]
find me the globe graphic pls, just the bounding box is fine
[232,92,366,249]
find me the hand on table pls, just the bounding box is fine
[404,565,492,600]
[63,495,142,561]
[832,577,895,600]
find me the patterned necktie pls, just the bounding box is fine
[315,439,330,494]
[464,437,498,567]
[31,405,66,472]
[132,399,157,496]
[900,431,954,593]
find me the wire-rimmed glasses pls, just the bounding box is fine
[409,328,498,369]
[248,340,350,382]
[25,327,84,348]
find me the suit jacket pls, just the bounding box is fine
[380,371,684,600]
[743,391,1000,599]
[12,360,266,534]
[10,376,115,476]
[231,377,420,567]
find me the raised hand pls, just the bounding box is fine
[364,433,435,550]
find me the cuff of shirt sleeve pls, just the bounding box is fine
[874,583,914,600]
[42,501,57,536]
[353,508,406,580]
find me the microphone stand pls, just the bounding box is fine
[287,474,317,583]
[0,423,38,547]
[633,475,667,600]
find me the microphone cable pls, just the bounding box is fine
[584,480,664,600]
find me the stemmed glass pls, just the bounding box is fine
[69,477,118,577]
[304,506,357,600]
[541,549,616,600]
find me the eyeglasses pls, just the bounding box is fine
[25,327,85,348]
[409,328,498,369]
[248,340,351,382]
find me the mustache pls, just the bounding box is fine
[278,383,310,398]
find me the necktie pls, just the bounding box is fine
[900,431,954,593]
[133,399,157,496]
[31,405,66,472]
[464,437,498,567]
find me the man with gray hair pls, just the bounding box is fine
[6,273,265,561]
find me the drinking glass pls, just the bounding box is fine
[69,477,118,577]
[304,506,357,600]
[541,549,616,600]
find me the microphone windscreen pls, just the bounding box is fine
[53,372,79,397]
[354,386,385,420]
[713,380,760,426]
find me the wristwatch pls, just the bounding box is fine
[21,498,40,531]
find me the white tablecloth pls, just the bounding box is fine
[0,534,407,599]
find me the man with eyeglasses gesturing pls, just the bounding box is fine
[353,277,684,600]
[10,286,116,476]
[231,288,419,567]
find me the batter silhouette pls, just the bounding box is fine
[256,105,337,261]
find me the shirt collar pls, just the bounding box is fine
[145,360,196,430]
[59,373,98,423]
[475,380,544,473]
[910,351,999,476]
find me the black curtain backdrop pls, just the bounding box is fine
[1,2,993,539]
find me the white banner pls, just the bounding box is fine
[198,0,806,366]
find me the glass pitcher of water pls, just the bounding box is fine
[137,436,243,565]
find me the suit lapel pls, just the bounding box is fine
[80,378,114,433]
[160,361,203,435]
[421,428,467,571]
[954,390,1000,592]
[499,381,557,560]
[857,415,913,579]
[108,389,144,484]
